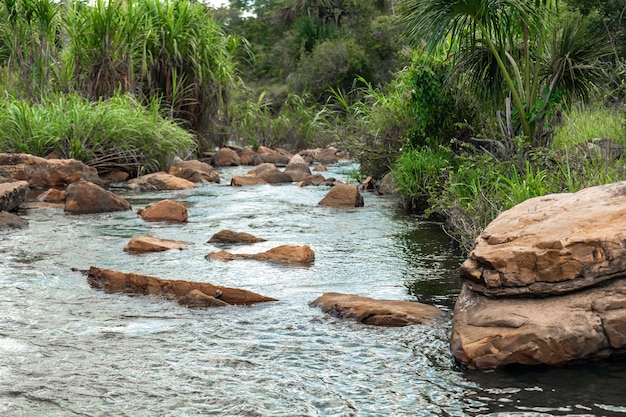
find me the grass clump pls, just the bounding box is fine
[0,93,195,176]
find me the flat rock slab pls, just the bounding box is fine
[450,281,626,369]
[87,266,277,306]
[461,181,626,296]
[206,244,314,265]
[310,292,444,327]
[0,180,29,212]
[124,236,190,253]
[208,230,266,244]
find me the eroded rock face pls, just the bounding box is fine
[460,183,626,297]
[86,266,277,306]
[318,184,364,207]
[0,180,29,212]
[168,160,220,183]
[138,199,188,223]
[451,181,626,369]
[64,181,131,214]
[0,153,100,187]
[206,244,314,265]
[208,230,266,244]
[127,172,196,191]
[124,236,190,253]
[310,292,444,327]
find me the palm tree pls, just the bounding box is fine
[398,0,611,147]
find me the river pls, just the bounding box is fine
[1,162,625,416]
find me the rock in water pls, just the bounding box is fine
[124,236,190,253]
[64,181,131,214]
[310,292,444,327]
[86,266,277,306]
[206,244,314,265]
[451,181,626,368]
[318,184,364,208]
[208,230,266,244]
[0,180,29,212]
[138,200,188,223]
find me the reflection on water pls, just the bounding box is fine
[0,162,625,416]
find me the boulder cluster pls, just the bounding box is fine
[451,181,626,369]
[0,148,441,328]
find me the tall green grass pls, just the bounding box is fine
[0,93,195,175]
[553,105,625,149]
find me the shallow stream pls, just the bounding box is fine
[1,163,625,416]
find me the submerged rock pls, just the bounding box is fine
[310,292,444,327]
[64,181,131,214]
[124,236,190,253]
[451,181,626,369]
[0,211,28,230]
[318,184,364,208]
[208,230,266,244]
[87,266,277,306]
[206,244,315,265]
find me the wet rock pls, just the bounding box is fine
[178,289,230,307]
[0,153,100,187]
[247,163,277,176]
[64,180,131,214]
[313,165,327,172]
[297,174,328,187]
[284,155,311,182]
[237,147,257,165]
[252,147,292,167]
[208,230,266,244]
[376,172,396,195]
[87,266,277,306]
[124,236,190,253]
[37,188,66,203]
[257,169,293,184]
[127,172,196,191]
[206,244,315,265]
[168,160,220,183]
[138,199,188,223]
[213,147,241,167]
[318,184,364,207]
[316,147,341,165]
[230,175,268,187]
[0,180,29,212]
[451,181,626,369]
[0,211,28,230]
[310,292,444,327]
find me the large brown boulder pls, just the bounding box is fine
[86,266,277,306]
[237,147,257,165]
[247,163,277,176]
[138,199,188,223]
[318,184,364,207]
[257,170,293,184]
[127,172,196,191]
[206,244,314,265]
[208,230,266,244]
[168,160,220,183]
[124,236,190,253]
[36,188,66,203]
[310,293,444,327]
[213,147,241,167]
[0,180,29,212]
[64,181,131,214]
[0,153,100,187]
[451,181,626,369]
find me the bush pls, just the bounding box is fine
[0,93,196,175]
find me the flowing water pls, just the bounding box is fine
[1,163,625,416]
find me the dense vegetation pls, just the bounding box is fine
[0,0,624,252]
